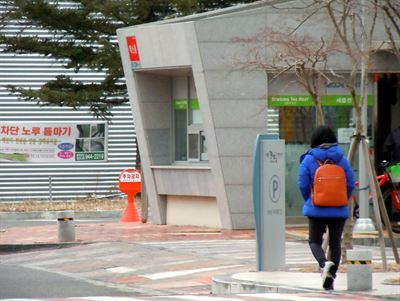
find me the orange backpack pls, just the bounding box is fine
[311,160,348,207]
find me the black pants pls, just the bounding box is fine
[308,217,346,277]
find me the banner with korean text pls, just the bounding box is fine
[0,122,107,162]
[267,74,374,107]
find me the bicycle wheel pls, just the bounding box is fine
[382,184,400,222]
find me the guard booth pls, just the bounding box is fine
[117,2,400,229]
[117,5,271,230]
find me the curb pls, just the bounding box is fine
[212,273,400,299]
[0,210,122,220]
[0,241,87,253]
[212,274,315,295]
[287,233,400,247]
[353,236,400,248]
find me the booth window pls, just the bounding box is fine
[173,76,207,162]
[272,104,372,144]
[267,74,374,144]
[174,99,187,161]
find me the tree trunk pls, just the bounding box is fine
[313,94,325,126]
[340,133,361,263]
[315,103,325,126]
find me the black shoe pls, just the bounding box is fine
[324,283,334,291]
[322,261,335,290]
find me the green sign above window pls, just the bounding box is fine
[267,95,373,107]
[173,99,187,110]
[190,99,199,110]
[173,98,200,110]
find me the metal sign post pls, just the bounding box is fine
[253,134,285,271]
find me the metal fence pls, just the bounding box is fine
[0,3,136,202]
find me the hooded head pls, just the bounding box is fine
[300,125,342,163]
[310,125,338,148]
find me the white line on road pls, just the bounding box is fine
[0,299,43,301]
[142,265,243,280]
[106,266,136,274]
[162,295,243,301]
[74,297,144,301]
[239,293,332,301]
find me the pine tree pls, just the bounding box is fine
[0,0,256,119]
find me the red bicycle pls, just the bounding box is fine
[380,161,400,222]
[353,161,400,225]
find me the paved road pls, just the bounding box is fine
[0,292,394,301]
[0,264,134,299]
[0,239,396,300]
[1,220,397,301]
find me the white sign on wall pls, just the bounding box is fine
[0,122,107,162]
[338,128,355,143]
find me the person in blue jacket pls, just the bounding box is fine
[298,125,355,290]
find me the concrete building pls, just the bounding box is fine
[117,1,400,229]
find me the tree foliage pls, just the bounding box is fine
[234,27,342,126]
[381,0,400,60]
[0,0,257,119]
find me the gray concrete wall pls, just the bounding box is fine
[153,166,215,196]
[118,36,171,224]
[128,23,192,69]
[134,73,172,166]
[190,11,269,229]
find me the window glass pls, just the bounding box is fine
[174,100,187,161]
[172,75,208,162]
[189,77,203,125]
[189,98,203,124]
[276,106,372,144]
[188,133,200,160]
[268,74,374,143]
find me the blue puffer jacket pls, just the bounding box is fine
[298,144,355,218]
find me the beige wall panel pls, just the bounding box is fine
[166,195,221,228]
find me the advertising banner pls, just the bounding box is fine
[0,122,106,163]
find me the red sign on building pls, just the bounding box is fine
[126,36,140,67]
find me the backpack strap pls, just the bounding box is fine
[319,159,335,165]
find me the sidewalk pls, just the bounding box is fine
[0,211,399,299]
[212,226,400,298]
[212,270,400,297]
[0,214,255,247]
